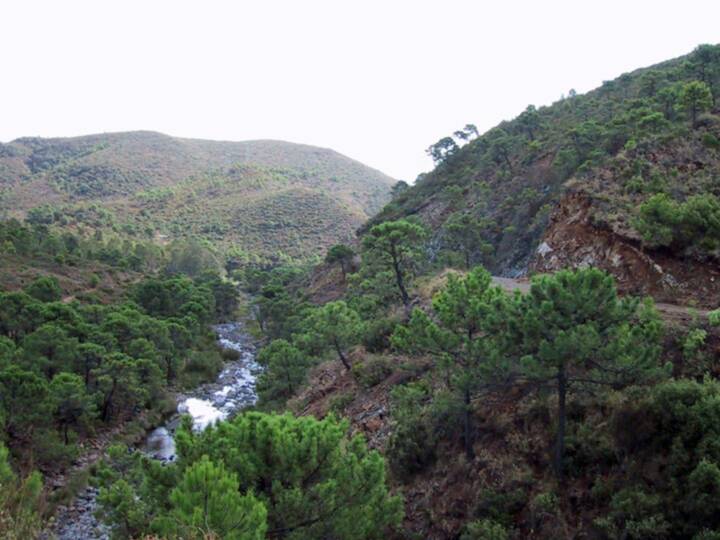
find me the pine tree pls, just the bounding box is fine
[49,372,95,444]
[325,244,355,279]
[362,219,427,309]
[164,456,267,540]
[256,339,310,404]
[485,268,668,480]
[392,267,504,458]
[304,301,363,370]
[678,80,713,127]
[172,413,402,540]
[443,214,494,269]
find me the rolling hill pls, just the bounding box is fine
[0,131,395,262]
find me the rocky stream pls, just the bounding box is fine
[47,322,260,540]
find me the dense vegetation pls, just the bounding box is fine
[96,413,402,539]
[0,273,234,468]
[0,218,243,537]
[369,44,720,273]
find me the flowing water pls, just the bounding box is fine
[48,322,260,540]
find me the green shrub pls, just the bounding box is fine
[702,132,720,150]
[682,328,709,375]
[24,276,63,302]
[635,193,720,256]
[328,391,356,414]
[361,317,398,353]
[387,382,436,478]
[473,487,528,528]
[386,412,436,479]
[594,487,669,540]
[352,355,393,388]
[461,519,509,540]
[610,379,720,537]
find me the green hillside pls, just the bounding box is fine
[227,45,720,540]
[0,131,394,263]
[369,44,720,301]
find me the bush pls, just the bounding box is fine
[635,193,720,257]
[682,328,710,375]
[387,382,436,478]
[24,276,63,302]
[472,487,528,528]
[608,379,720,537]
[594,487,669,540]
[362,317,398,353]
[328,391,356,414]
[702,133,720,150]
[352,355,393,388]
[386,412,436,479]
[461,519,509,540]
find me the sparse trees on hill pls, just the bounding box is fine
[639,70,663,97]
[487,129,514,172]
[689,44,720,104]
[390,180,410,199]
[426,137,459,164]
[454,124,479,141]
[518,105,541,140]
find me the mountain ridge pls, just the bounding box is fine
[0,130,396,262]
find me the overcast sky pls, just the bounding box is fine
[1,0,719,180]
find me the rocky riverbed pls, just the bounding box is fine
[46,322,260,540]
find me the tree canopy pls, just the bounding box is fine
[97,412,403,539]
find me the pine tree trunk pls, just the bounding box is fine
[340,261,347,280]
[334,339,351,371]
[464,387,474,459]
[555,362,567,481]
[391,250,410,309]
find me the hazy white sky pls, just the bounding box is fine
[1,1,719,180]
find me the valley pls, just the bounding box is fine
[0,42,719,540]
[49,323,259,540]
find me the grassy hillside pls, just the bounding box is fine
[0,131,394,263]
[369,44,720,297]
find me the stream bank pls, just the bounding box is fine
[46,322,260,540]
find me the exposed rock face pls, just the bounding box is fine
[531,191,720,308]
